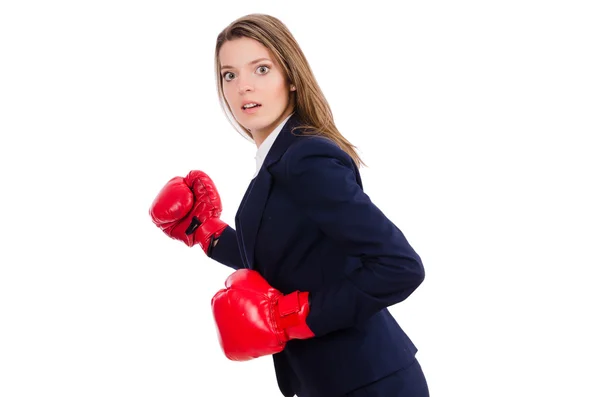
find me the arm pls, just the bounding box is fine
[276,137,425,337]
[209,225,245,271]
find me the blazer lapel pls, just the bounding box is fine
[235,113,307,269]
[235,170,272,269]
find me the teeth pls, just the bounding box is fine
[243,103,259,109]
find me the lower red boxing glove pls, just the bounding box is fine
[211,269,315,361]
[149,170,227,254]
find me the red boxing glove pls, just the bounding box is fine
[211,269,315,361]
[149,170,227,254]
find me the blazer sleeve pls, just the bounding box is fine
[277,137,425,337]
[208,225,245,271]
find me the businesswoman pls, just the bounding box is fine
[149,13,429,397]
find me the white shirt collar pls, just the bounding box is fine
[253,113,294,178]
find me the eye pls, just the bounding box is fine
[257,65,270,74]
[222,71,234,81]
[222,65,271,82]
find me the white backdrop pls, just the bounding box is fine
[1,1,599,396]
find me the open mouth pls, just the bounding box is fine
[242,103,262,110]
[242,103,262,114]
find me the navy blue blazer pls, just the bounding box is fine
[210,114,425,397]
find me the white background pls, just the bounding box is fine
[1,1,599,396]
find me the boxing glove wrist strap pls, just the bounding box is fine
[276,291,315,340]
[192,217,227,255]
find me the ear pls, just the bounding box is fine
[290,84,296,91]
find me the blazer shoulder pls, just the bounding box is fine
[281,135,355,171]
[272,134,363,189]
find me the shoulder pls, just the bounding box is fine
[269,135,362,190]
[280,135,355,173]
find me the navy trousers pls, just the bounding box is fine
[343,358,429,397]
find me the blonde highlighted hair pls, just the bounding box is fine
[214,13,365,168]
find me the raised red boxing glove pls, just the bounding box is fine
[211,269,315,361]
[149,170,227,254]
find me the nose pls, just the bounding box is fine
[237,84,253,95]
[236,75,254,94]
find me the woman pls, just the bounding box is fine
[149,13,429,397]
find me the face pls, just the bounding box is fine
[219,37,295,146]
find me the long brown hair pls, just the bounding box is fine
[214,13,365,168]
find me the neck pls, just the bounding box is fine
[252,106,295,148]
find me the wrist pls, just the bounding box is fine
[196,217,227,254]
[276,291,314,340]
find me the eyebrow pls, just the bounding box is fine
[220,58,272,70]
